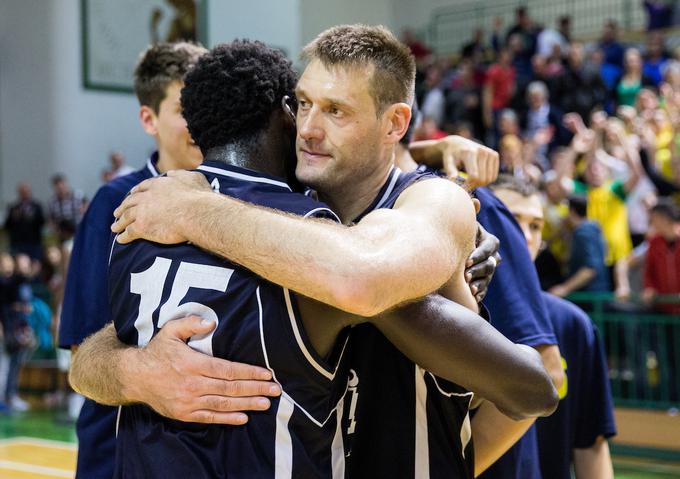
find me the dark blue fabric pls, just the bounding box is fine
[537,293,617,479]
[475,186,556,479]
[110,161,346,478]
[568,221,611,292]
[59,154,158,479]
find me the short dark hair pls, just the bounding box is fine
[568,195,588,218]
[302,24,415,114]
[651,198,680,221]
[51,174,65,185]
[133,42,206,113]
[180,40,297,153]
[489,174,538,197]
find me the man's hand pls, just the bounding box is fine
[465,223,501,302]
[124,316,281,424]
[549,284,568,298]
[440,136,499,189]
[112,170,212,244]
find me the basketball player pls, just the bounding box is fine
[490,175,616,479]
[59,42,278,479]
[107,39,554,478]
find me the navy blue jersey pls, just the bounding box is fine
[342,167,475,479]
[536,293,616,479]
[110,161,350,479]
[59,154,160,479]
[475,186,557,479]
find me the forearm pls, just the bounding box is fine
[179,191,458,316]
[574,437,614,479]
[373,295,557,419]
[472,401,535,476]
[558,267,596,295]
[69,323,137,406]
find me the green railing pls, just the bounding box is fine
[566,292,680,410]
[427,0,646,57]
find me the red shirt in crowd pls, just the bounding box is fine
[485,64,516,110]
[644,235,680,313]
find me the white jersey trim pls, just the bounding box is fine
[331,396,346,479]
[274,395,295,479]
[197,164,292,190]
[427,372,475,398]
[304,207,341,223]
[257,287,349,428]
[146,157,160,177]
[415,366,430,479]
[374,166,402,210]
[283,288,348,381]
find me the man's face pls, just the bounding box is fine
[585,159,607,187]
[154,81,203,170]
[294,60,388,194]
[495,189,544,261]
[650,212,678,241]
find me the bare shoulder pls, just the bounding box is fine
[395,177,476,220]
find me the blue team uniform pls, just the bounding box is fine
[474,186,558,479]
[342,167,475,479]
[59,154,160,479]
[110,160,349,479]
[536,293,616,479]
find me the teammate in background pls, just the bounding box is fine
[491,174,616,479]
[406,136,565,478]
[59,42,280,479]
[72,25,557,477]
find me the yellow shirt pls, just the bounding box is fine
[575,180,632,265]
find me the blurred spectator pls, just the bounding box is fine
[550,195,611,297]
[643,198,680,313]
[598,19,625,68]
[483,47,516,144]
[421,65,446,127]
[444,61,485,138]
[590,47,623,100]
[615,48,655,107]
[109,151,134,179]
[643,31,669,86]
[3,183,44,260]
[461,28,492,62]
[662,60,680,92]
[402,29,431,62]
[643,0,673,31]
[537,15,571,59]
[413,116,448,141]
[553,43,607,122]
[48,174,86,241]
[506,6,538,59]
[521,81,570,168]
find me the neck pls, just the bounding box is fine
[318,153,395,224]
[203,138,286,179]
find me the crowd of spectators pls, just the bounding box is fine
[0,175,83,412]
[405,8,680,311]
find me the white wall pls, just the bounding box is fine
[299,0,395,47]
[0,0,154,211]
[207,0,302,61]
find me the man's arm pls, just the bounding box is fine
[372,295,558,419]
[69,319,282,424]
[113,174,477,317]
[472,402,534,476]
[573,437,614,479]
[549,266,596,297]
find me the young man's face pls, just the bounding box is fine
[294,59,392,195]
[494,189,545,261]
[150,81,203,171]
[650,212,678,241]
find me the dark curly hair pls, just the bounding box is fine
[181,40,297,153]
[133,42,206,113]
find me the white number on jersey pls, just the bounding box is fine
[129,257,234,356]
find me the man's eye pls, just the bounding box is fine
[329,107,342,117]
[298,100,310,110]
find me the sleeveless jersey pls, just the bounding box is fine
[110,160,350,479]
[342,167,475,479]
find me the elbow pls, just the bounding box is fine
[327,277,392,317]
[498,354,560,420]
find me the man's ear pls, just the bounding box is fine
[139,105,158,136]
[384,102,412,145]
